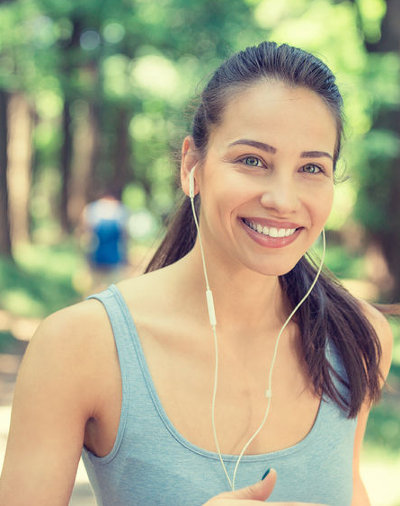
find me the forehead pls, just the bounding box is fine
[209,80,337,155]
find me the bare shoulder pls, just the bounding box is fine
[32,297,114,360]
[41,295,110,330]
[356,298,393,380]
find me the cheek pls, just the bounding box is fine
[311,186,334,225]
[207,174,249,212]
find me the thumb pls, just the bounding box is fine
[218,469,277,501]
[233,469,276,501]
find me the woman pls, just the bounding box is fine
[0,42,393,505]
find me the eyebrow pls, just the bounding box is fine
[301,150,333,161]
[228,139,333,161]
[229,139,276,154]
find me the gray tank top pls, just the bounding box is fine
[82,284,357,505]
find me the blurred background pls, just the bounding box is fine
[0,0,399,504]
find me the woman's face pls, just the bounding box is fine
[183,80,337,277]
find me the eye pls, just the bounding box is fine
[240,156,263,167]
[301,163,323,174]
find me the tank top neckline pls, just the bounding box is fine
[109,283,328,463]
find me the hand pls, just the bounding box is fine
[203,469,327,505]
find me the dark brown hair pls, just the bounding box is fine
[146,41,385,418]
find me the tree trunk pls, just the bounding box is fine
[60,100,73,233]
[0,89,13,258]
[58,16,82,233]
[86,101,102,203]
[7,93,33,245]
[112,107,132,198]
[68,101,98,225]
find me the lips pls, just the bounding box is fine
[241,217,303,248]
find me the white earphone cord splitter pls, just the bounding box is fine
[189,166,326,491]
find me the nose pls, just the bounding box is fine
[259,172,300,215]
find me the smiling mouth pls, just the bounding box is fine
[242,218,300,238]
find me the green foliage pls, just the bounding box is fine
[0,242,81,318]
[364,318,400,463]
[1,0,397,229]
[354,129,400,230]
[366,393,400,456]
[366,369,400,457]
[324,244,366,278]
[0,331,17,353]
[356,0,387,43]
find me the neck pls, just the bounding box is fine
[177,241,289,336]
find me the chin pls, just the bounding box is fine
[245,258,301,278]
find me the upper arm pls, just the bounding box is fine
[0,302,104,506]
[352,302,394,504]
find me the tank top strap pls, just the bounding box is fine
[323,338,354,418]
[87,284,138,376]
[86,285,139,460]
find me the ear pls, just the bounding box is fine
[180,136,200,197]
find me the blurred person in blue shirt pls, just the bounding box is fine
[80,191,130,289]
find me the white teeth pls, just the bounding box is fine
[245,219,297,238]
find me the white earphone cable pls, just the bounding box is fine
[190,191,232,486]
[230,228,326,489]
[189,166,326,490]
